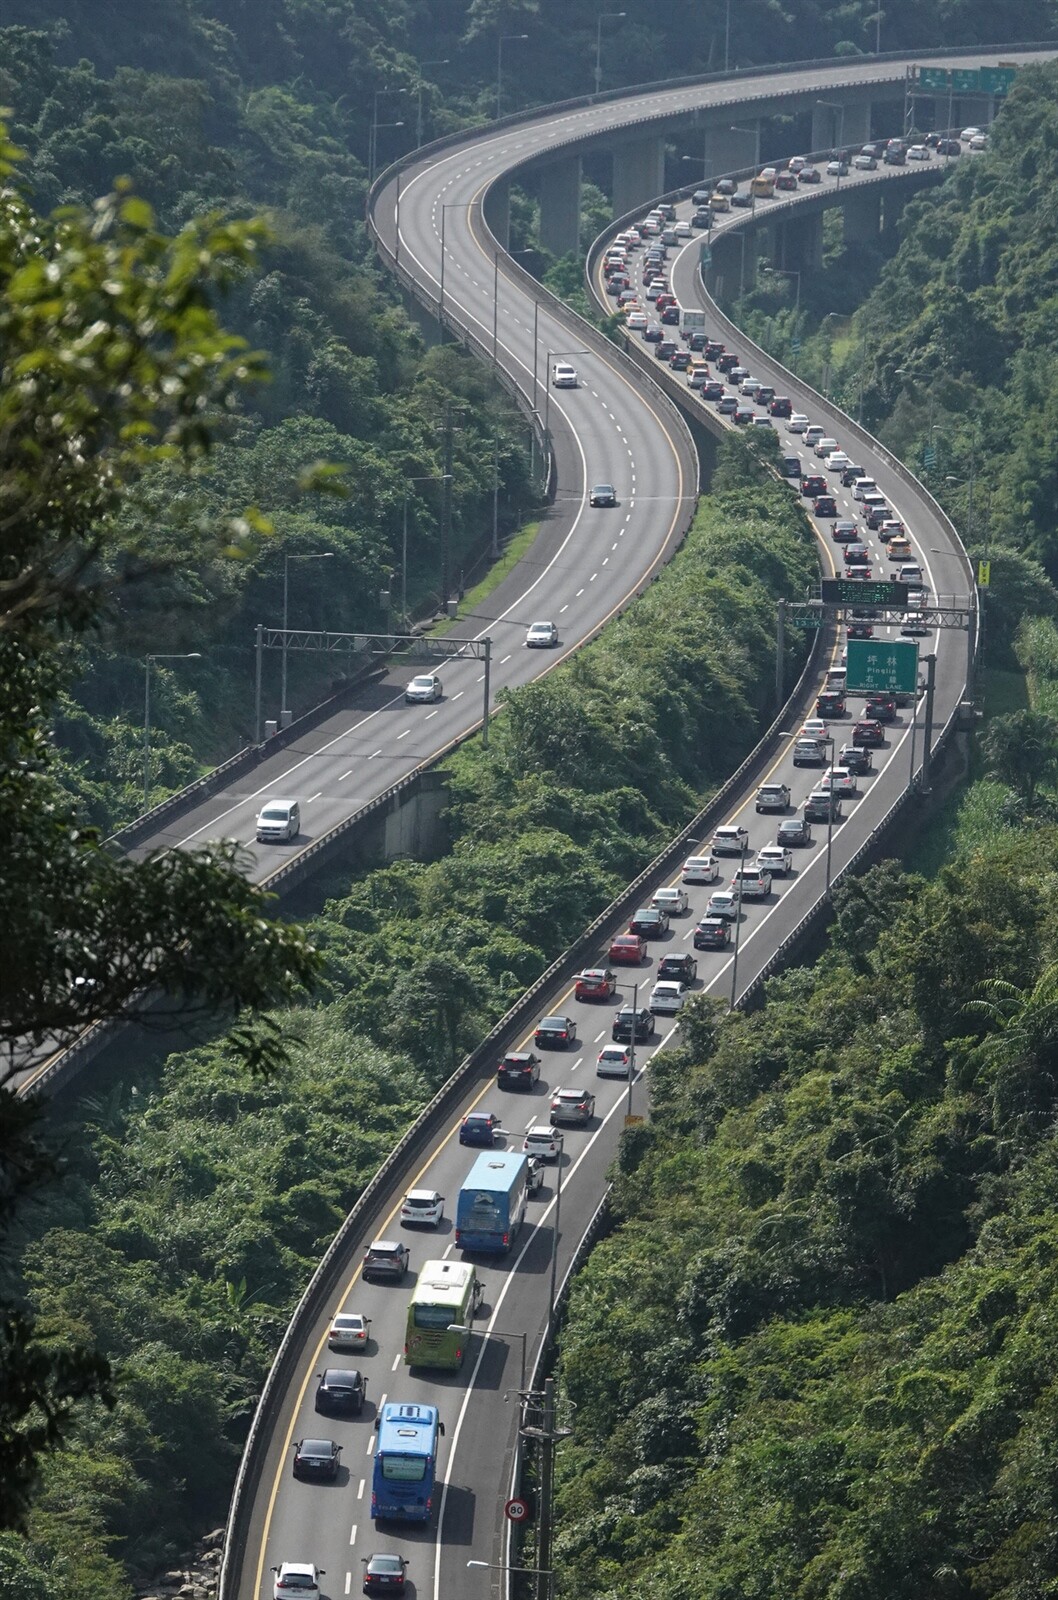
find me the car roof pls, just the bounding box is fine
[300,1437,336,1452]
[321,1368,361,1382]
[405,1188,441,1202]
[331,1311,365,1324]
[368,1239,402,1250]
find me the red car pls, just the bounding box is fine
[609,932,646,965]
[852,719,885,747]
[575,968,618,1002]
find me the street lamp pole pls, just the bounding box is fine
[724,0,732,72]
[415,60,449,147]
[402,475,451,626]
[497,33,528,119]
[824,735,837,895]
[728,840,747,1009]
[448,1323,527,1390]
[468,1559,555,1600]
[594,11,626,99]
[282,552,335,716]
[546,1153,565,1330]
[144,653,201,812]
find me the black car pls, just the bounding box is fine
[662,305,682,327]
[756,386,775,406]
[776,816,813,846]
[642,323,663,343]
[816,691,846,718]
[781,455,801,477]
[613,1006,656,1043]
[654,339,678,361]
[839,744,873,775]
[937,137,961,155]
[497,1050,541,1089]
[657,951,698,984]
[362,1552,408,1595]
[590,483,618,506]
[813,496,838,517]
[705,341,725,359]
[459,1111,503,1146]
[687,331,707,351]
[841,464,866,487]
[629,906,669,938]
[801,474,827,498]
[315,1368,366,1416]
[535,1015,578,1048]
[717,352,739,372]
[691,207,712,228]
[730,191,753,207]
[702,379,725,400]
[362,1239,410,1280]
[694,916,731,950]
[293,1437,342,1481]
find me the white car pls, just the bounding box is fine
[786,413,809,433]
[552,362,579,388]
[756,845,792,877]
[682,853,720,884]
[649,981,686,1015]
[901,611,930,636]
[707,890,739,921]
[652,885,689,915]
[711,824,750,855]
[524,1124,564,1161]
[526,620,559,648]
[405,673,442,703]
[800,718,830,743]
[813,436,839,458]
[803,425,825,447]
[673,219,692,237]
[961,126,983,141]
[596,1045,632,1078]
[328,1311,370,1351]
[731,866,772,899]
[969,133,988,151]
[821,767,857,798]
[907,144,930,161]
[740,376,762,396]
[255,797,301,843]
[400,1188,445,1227]
[273,1564,323,1600]
[787,155,806,173]
[627,311,648,330]
[825,451,852,472]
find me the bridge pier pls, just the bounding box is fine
[538,154,582,256]
[812,97,872,153]
[485,178,510,250]
[776,210,823,272]
[612,133,666,219]
[842,188,882,244]
[702,121,760,185]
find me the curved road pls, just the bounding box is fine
[227,50,1058,1600]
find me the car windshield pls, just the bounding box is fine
[370,1558,404,1574]
[411,676,434,689]
[303,1439,333,1455]
[261,806,288,820]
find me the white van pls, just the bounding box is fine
[255,797,300,843]
[852,477,879,501]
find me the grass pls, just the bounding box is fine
[979,664,1029,719]
[429,519,541,637]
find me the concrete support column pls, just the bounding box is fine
[611,134,665,220]
[702,122,759,185]
[538,154,581,257]
[485,178,510,250]
[958,93,994,129]
[840,99,872,148]
[842,188,882,245]
[777,210,824,272]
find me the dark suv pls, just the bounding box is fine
[657,952,698,985]
[497,1051,541,1089]
[612,1006,656,1043]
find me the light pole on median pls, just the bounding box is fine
[282,552,335,717]
[611,978,641,1118]
[822,734,837,895]
[144,653,202,812]
[728,839,747,1009]
[593,11,626,99]
[415,60,449,147]
[402,475,451,626]
[439,201,474,330]
[497,33,528,118]
[546,1150,565,1330]
[816,99,845,182]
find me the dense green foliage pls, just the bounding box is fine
[0,442,813,1591]
[551,611,1058,1600]
[0,23,536,831]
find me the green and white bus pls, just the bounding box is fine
[404,1259,483,1369]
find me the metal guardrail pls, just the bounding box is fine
[217,50,1015,1592]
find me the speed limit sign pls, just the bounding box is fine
[505,1495,532,1523]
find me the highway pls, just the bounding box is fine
[227,55,1023,1600]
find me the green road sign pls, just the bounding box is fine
[917,66,952,91]
[790,615,821,628]
[952,68,981,92]
[790,336,801,354]
[821,579,910,607]
[846,639,919,695]
[923,446,937,469]
[700,244,712,268]
[979,66,1017,96]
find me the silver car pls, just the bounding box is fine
[405,673,442,703]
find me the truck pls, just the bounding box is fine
[455,1151,530,1254]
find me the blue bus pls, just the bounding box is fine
[455,1151,529,1254]
[371,1402,445,1522]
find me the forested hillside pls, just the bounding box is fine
[2,442,816,1595]
[553,616,1058,1598]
